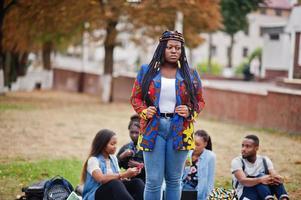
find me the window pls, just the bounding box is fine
[244,25,249,36]
[242,47,249,57]
[275,9,282,16]
[210,45,217,56]
[227,47,231,58]
[269,34,280,40]
[259,27,264,37]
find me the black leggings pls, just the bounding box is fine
[95,178,144,200]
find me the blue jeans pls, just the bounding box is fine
[241,183,289,200]
[143,117,188,200]
[182,182,196,191]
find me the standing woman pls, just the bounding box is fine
[130,30,205,200]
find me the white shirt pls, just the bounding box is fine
[159,77,176,113]
[87,157,100,175]
[231,155,274,198]
[87,157,114,175]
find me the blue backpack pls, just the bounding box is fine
[43,176,74,200]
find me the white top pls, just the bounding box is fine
[87,157,100,175]
[159,77,176,113]
[231,155,274,198]
[87,157,114,175]
[105,159,114,174]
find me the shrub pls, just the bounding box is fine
[196,60,222,75]
[234,60,248,76]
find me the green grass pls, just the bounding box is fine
[0,159,82,200]
[0,103,35,111]
[215,177,233,188]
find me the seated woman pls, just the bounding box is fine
[81,129,144,200]
[182,130,216,199]
[117,115,145,182]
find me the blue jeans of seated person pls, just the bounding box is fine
[143,117,188,200]
[240,174,289,200]
[182,182,196,191]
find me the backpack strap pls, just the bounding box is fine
[234,158,245,189]
[62,178,74,193]
[241,158,245,171]
[234,157,269,189]
[54,176,73,193]
[262,157,269,175]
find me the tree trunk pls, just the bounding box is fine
[0,0,4,71]
[0,0,17,70]
[104,21,118,75]
[18,52,28,76]
[42,41,52,70]
[208,33,213,73]
[3,52,19,88]
[11,52,19,82]
[102,20,118,103]
[227,34,234,68]
[3,52,11,88]
[0,5,4,93]
[1,0,17,92]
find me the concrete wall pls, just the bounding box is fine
[203,87,301,133]
[82,73,102,95]
[52,69,301,133]
[0,68,53,93]
[53,68,102,95]
[110,75,301,133]
[111,76,301,133]
[265,69,288,80]
[112,75,135,102]
[53,68,82,92]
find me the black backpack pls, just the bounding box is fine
[21,180,48,200]
[43,176,74,200]
[20,176,73,200]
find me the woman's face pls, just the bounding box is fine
[194,136,207,153]
[104,135,117,155]
[129,125,140,144]
[164,40,182,64]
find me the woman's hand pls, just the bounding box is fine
[124,167,140,178]
[175,105,190,118]
[146,106,157,119]
[128,160,141,168]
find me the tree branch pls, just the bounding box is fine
[1,0,18,19]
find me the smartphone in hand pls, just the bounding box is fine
[137,163,144,170]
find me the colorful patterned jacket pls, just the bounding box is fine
[130,64,205,151]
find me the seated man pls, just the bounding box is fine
[231,135,289,200]
[117,115,145,182]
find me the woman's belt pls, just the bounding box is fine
[159,113,174,118]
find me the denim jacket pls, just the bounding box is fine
[130,64,205,151]
[82,154,120,200]
[182,149,216,200]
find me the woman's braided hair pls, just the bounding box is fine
[141,30,198,110]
